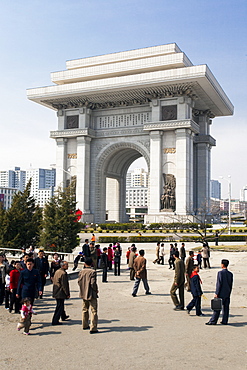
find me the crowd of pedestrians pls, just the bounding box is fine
[0,236,233,335]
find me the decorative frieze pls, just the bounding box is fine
[95,112,150,129]
[67,153,77,159]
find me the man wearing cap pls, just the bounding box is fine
[206,259,233,325]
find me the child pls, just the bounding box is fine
[17,297,36,335]
[196,251,202,269]
[186,265,204,316]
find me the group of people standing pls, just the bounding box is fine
[0,238,234,335]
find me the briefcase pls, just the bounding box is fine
[211,298,222,311]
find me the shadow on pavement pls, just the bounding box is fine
[99,325,153,333]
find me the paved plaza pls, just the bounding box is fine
[1,248,247,369]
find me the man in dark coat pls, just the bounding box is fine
[186,265,204,316]
[16,258,42,305]
[101,247,108,283]
[206,259,233,325]
[180,243,186,262]
[34,250,49,298]
[82,239,90,258]
[170,251,185,310]
[52,261,70,325]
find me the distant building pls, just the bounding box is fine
[26,168,56,207]
[126,168,148,220]
[240,185,247,202]
[0,187,17,210]
[210,180,221,199]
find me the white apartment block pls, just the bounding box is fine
[0,187,17,210]
[26,168,56,207]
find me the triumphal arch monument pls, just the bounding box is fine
[27,43,233,223]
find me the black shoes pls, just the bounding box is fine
[52,322,63,326]
[205,322,216,325]
[132,293,136,297]
[62,315,70,321]
[174,306,184,311]
[145,292,152,295]
[220,321,228,325]
[83,326,90,330]
[90,330,99,334]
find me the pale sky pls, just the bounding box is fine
[0,0,246,198]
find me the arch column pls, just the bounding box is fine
[55,138,67,188]
[149,130,163,213]
[77,136,94,222]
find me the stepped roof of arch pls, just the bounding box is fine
[27,43,233,117]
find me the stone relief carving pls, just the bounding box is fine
[162,105,177,121]
[161,174,176,212]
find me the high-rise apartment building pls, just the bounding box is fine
[210,180,221,199]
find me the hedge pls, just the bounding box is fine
[180,235,247,243]
[97,236,175,243]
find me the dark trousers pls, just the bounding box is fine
[160,256,164,265]
[40,275,47,298]
[114,261,120,276]
[132,277,150,295]
[5,289,10,309]
[52,299,66,324]
[186,295,202,315]
[102,268,107,282]
[209,297,230,324]
[10,289,20,313]
[169,257,175,268]
[203,258,211,268]
[108,260,112,270]
[0,283,5,304]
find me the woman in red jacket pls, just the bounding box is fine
[9,261,22,313]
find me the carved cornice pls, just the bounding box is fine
[143,119,199,134]
[41,82,197,111]
[50,128,94,139]
[194,134,216,146]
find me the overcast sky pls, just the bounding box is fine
[0,0,246,198]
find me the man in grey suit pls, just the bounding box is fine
[206,259,233,325]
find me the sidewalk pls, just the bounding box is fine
[1,250,247,369]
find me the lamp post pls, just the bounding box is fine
[219,175,231,235]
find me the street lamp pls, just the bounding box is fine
[219,175,231,235]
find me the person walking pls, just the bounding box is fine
[160,243,165,265]
[153,242,160,264]
[168,244,175,269]
[132,250,151,297]
[9,261,22,313]
[201,243,211,269]
[0,254,8,305]
[82,239,90,258]
[170,251,185,310]
[34,250,49,298]
[185,251,194,292]
[114,246,121,276]
[129,246,137,280]
[101,248,108,283]
[16,258,42,305]
[186,265,204,316]
[107,244,113,270]
[52,261,70,326]
[206,259,233,325]
[78,258,99,334]
[180,243,186,262]
[50,253,61,281]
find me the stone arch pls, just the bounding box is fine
[93,141,150,223]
